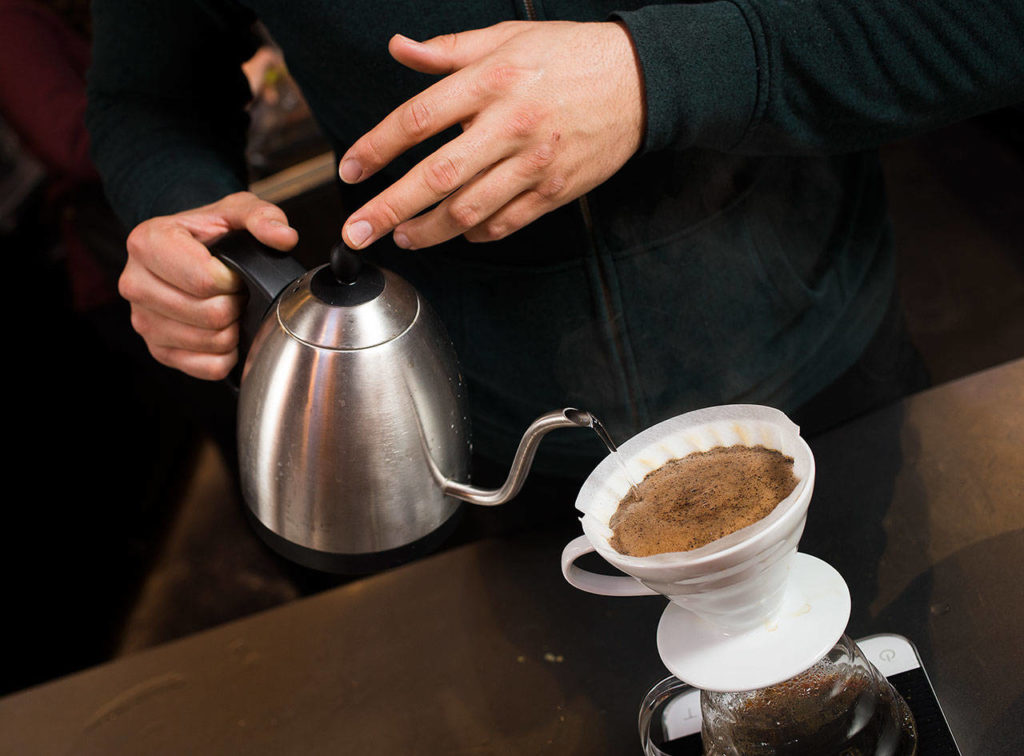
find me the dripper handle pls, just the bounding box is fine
[561,535,659,597]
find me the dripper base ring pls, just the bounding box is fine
[656,553,851,692]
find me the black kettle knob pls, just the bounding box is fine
[310,241,385,306]
[330,242,362,284]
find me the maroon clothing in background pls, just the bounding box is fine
[0,0,115,310]
[0,0,95,190]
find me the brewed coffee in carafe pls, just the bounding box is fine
[699,634,917,755]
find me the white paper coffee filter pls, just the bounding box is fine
[576,405,813,577]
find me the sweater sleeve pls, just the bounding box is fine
[85,0,260,228]
[614,0,1024,155]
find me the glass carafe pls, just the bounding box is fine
[641,635,917,755]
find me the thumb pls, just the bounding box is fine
[233,193,300,252]
[171,193,298,294]
[191,191,299,252]
[388,22,529,74]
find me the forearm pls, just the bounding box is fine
[87,89,251,227]
[615,0,1024,155]
[85,0,259,227]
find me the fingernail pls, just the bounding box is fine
[394,231,411,249]
[268,219,285,227]
[340,158,363,183]
[346,220,373,247]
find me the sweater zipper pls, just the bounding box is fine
[577,193,642,431]
[521,0,641,430]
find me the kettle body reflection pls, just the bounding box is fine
[214,233,592,573]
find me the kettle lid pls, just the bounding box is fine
[276,244,418,350]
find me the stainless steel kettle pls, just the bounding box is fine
[214,233,594,573]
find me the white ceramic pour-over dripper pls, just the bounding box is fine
[561,405,851,692]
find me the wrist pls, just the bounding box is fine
[611,2,759,154]
[606,20,647,157]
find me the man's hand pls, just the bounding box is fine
[119,192,298,380]
[339,21,645,250]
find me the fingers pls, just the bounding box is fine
[338,24,538,191]
[131,301,241,380]
[120,192,296,380]
[461,186,560,244]
[148,343,239,382]
[338,23,547,249]
[185,191,299,252]
[338,70,487,189]
[119,254,243,330]
[342,123,513,249]
[125,219,239,299]
[387,23,528,74]
[130,301,241,353]
[392,142,564,248]
[225,193,298,252]
[339,21,645,252]
[120,252,246,380]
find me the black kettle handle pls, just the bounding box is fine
[210,231,307,383]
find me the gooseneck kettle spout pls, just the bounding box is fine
[442,409,597,506]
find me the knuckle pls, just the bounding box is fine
[125,226,145,258]
[400,99,434,139]
[438,32,459,54]
[128,307,149,335]
[374,197,404,229]
[523,142,556,172]
[424,154,463,195]
[203,364,232,382]
[202,297,239,330]
[209,325,238,353]
[502,108,543,140]
[222,191,255,211]
[481,63,523,93]
[147,343,175,369]
[117,271,137,302]
[446,200,481,231]
[208,355,238,381]
[534,174,568,201]
[126,218,165,258]
[361,134,388,166]
[481,220,509,241]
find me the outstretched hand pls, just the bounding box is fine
[339,21,645,250]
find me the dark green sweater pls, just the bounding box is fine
[86,0,1024,468]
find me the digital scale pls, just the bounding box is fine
[646,634,961,755]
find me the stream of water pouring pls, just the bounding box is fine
[589,416,642,500]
